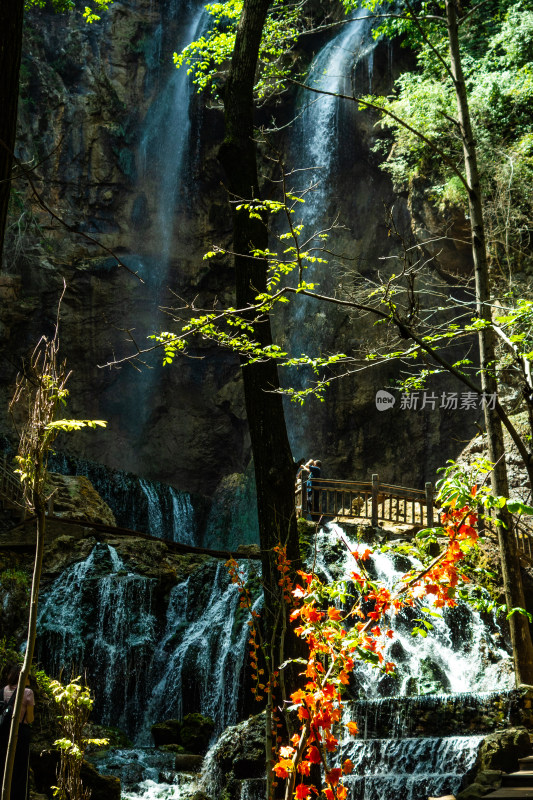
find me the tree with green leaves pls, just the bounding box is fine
[171,0,533,684]
[50,677,108,800]
[3,292,105,800]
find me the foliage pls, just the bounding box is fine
[24,0,113,23]
[10,320,106,511]
[174,0,307,102]
[50,678,108,800]
[357,0,533,274]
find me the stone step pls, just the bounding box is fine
[519,757,533,772]
[484,789,533,798]
[503,773,533,788]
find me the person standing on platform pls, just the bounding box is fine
[0,664,34,800]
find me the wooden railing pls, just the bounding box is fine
[295,473,435,527]
[296,472,533,563]
[0,454,24,510]
[2,449,533,563]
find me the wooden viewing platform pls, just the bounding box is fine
[295,474,435,528]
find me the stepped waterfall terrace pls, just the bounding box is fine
[0,454,532,797]
[21,512,526,800]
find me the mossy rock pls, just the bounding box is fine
[160,743,186,754]
[151,718,181,747]
[456,782,487,800]
[477,726,531,772]
[180,713,215,754]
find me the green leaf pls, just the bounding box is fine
[507,500,533,516]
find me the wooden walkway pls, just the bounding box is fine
[296,472,533,563]
[296,474,435,528]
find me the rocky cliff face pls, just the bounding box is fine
[1,0,247,497]
[0,0,479,504]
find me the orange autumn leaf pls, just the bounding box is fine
[326,768,342,787]
[327,607,342,621]
[295,785,312,800]
[273,759,293,779]
[307,746,321,764]
[291,689,307,705]
[346,721,358,736]
[343,758,354,775]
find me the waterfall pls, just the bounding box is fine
[36,520,516,798]
[292,8,374,225]
[279,9,381,451]
[314,523,514,697]
[138,2,208,270]
[342,735,484,800]
[37,543,157,734]
[352,691,514,740]
[49,452,198,545]
[37,546,260,743]
[140,562,261,742]
[140,479,195,544]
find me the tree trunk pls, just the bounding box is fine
[218,5,305,778]
[0,0,24,268]
[219,0,302,609]
[446,0,533,685]
[1,497,45,799]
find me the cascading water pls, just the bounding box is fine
[316,523,512,800]
[313,523,513,698]
[37,543,158,734]
[140,478,196,545]
[194,522,514,800]
[37,548,258,740]
[49,452,198,544]
[141,561,261,740]
[138,2,208,269]
[342,735,485,800]
[292,8,375,226]
[279,9,381,455]
[117,0,210,438]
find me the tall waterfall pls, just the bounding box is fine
[280,10,381,454]
[138,2,207,270]
[292,8,375,225]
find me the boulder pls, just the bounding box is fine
[180,713,215,754]
[175,753,204,772]
[160,743,185,754]
[477,726,531,772]
[456,783,487,800]
[46,474,116,526]
[151,719,181,747]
